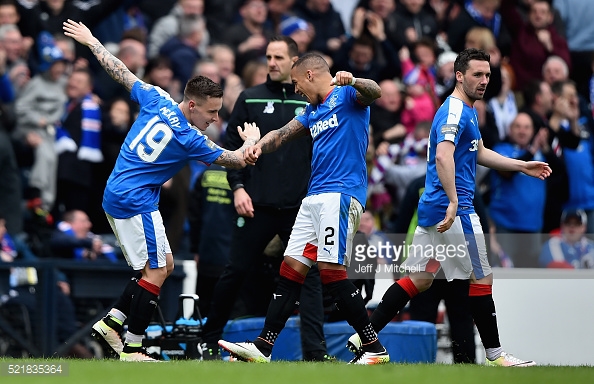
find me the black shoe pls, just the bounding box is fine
[201,342,221,360]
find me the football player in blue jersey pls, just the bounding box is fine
[63,20,260,361]
[218,53,390,364]
[345,48,551,366]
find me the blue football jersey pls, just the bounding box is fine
[103,81,224,219]
[295,86,369,206]
[418,96,481,227]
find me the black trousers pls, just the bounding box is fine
[408,278,476,364]
[202,206,326,356]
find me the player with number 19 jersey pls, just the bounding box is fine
[103,81,224,219]
[418,95,481,227]
[295,85,369,206]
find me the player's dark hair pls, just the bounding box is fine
[292,52,329,73]
[184,75,223,103]
[454,48,490,75]
[269,35,299,58]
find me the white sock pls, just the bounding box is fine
[108,308,127,323]
[486,347,503,361]
[125,332,144,346]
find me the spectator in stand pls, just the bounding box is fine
[266,0,296,33]
[241,59,268,88]
[553,0,594,100]
[332,8,401,82]
[142,56,178,101]
[400,41,438,134]
[53,68,103,219]
[488,63,517,142]
[203,0,244,43]
[0,24,31,95]
[15,0,121,61]
[293,0,346,57]
[500,0,571,91]
[539,209,594,269]
[370,78,405,147]
[50,210,117,261]
[356,0,399,50]
[542,56,592,120]
[447,0,512,56]
[392,0,439,49]
[516,0,565,37]
[221,0,274,77]
[14,32,67,211]
[0,0,20,26]
[148,0,209,59]
[209,45,244,122]
[159,15,204,87]
[279,16,313,55]
[435,50,457,102]
[548,80,594,234]
[489,112,556,267]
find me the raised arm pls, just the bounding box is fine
[63,20,140,92]
[244,119,308,165]
[477,140,552,179]
[332,71,381,106]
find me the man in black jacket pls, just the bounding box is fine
[200,35,329,362]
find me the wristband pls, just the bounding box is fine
[350,76,357,86]
[232,184,245,192]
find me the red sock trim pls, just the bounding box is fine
[469,283,492,296]
[319,269,347,284]
[279,261,306,284]
[397,276,419,298]
[138,279,161,295]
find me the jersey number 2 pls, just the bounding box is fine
[129,116,173,162]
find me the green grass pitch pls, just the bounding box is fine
[1,358,592,384]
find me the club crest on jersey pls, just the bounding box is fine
[263,101,275,114]
[328,93,339,109]
[311,113,338,139]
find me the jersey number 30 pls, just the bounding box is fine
[129,116,173,162]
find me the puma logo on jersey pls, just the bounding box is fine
[311,113,338,139]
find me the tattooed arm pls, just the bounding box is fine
[244,119,308,165]
[332,71,381,106]
[214,138,259,169]
[259,119,308,154]
[352,78,382,106]
[63,19,139,91]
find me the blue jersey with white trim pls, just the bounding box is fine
[103,81,224,219]
[295,86,369,206]
[418,96,481,227]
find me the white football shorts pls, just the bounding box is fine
[105,211,171,271]
[285,192,363,267]
[402,213,492,281]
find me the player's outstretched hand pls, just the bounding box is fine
[238,122,260,143]
[523,161,552,180]
[244,145,262,166]
[331,70,356,86]
[63,19,99,47]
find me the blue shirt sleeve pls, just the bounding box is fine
[189,133,225,165]
[130,81,163,106]
[295,103,312,128]
[436,98,466,146]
